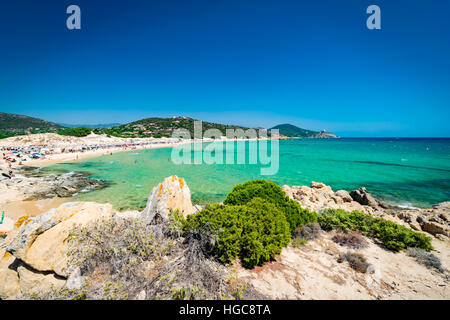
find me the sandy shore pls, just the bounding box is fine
[1,198,69,220]
[2,135,268,169]
[4,140,194,169]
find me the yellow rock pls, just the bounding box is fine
[0,248,20,299]
[20,202,115,277]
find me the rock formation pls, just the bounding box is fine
[140,175,195,224]
[283,182,450,240]
[0,202,114,299]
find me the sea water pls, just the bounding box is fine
[42,138,450,211]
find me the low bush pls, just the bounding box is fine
[223,180,317,232]
[318,209,433,252]
[407,248,444,273]
[339,252,372,273]
[332,231,368,249]
[184,197,291,268]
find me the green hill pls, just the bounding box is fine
[270,123,338,138]
[0,112,64,139]
[100,117,254,138]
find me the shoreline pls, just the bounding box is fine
[2,135,274,169]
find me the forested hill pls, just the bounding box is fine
[100,117,254,138]
[0,112,64,138]
[270,123,338,138]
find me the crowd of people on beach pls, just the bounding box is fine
[0,138,185,168]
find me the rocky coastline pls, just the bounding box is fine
[0,166,107,205]
[282,182,449,240]
[0,174,449,300]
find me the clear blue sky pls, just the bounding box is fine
[0,0,449,137]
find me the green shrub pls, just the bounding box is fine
[57,127,92,137]
[223,180,317,232]
[318,209,433,252]
[185,198,291,268]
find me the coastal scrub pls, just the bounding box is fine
[223,180,317,232]
[318,209,433,252]
[184,198,291,268]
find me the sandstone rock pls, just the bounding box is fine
[311,181,327,189]
[335,190,353,203]
[421,221,449,237]
[409,221,422,231]
[17,264,66,297]
[141,176,194,223]
[0,250,20,299]
[432,202,450,211]
[6,210,65,260]
[19,202,114,277]
[310,181,333,194]
[350,188,380,209]
[435,234,448,241]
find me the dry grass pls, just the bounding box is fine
[407,248,445,273]
[338,252,372,273]
[293,222,322,241]
[331,231,368,249]
[26,214,265,300]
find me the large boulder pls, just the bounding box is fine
[12,202,114,277]
[0,202,116,299]
[349,187,382,209]
[421,221,449,237]
[141,176,195,223]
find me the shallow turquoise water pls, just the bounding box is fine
[42,138,450,211]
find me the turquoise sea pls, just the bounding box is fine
[42,138,450,211]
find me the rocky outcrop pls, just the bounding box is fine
[393,204,450,238]
[282,182,380,215]
[140,175,195,224]
[283,181,450,240]
[0,169,107,203]
[0,202,115,299]
[350,187,386,209]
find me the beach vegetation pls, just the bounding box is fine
[318,209,433,252]
[331,231,368,249]
[338,252,372,273]
[407,248,444,273]
[292,222,322,241]
[223,180,318,232]
[184,198,291,268]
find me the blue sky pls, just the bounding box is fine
[0,0,449,137]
